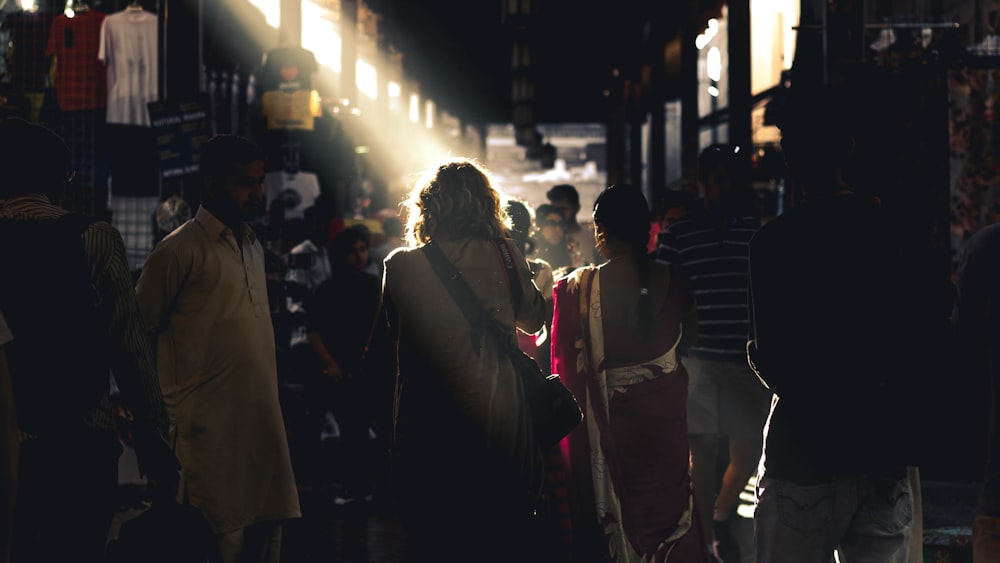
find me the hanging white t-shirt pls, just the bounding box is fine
[264,170,321,221]
[98,8,158,126]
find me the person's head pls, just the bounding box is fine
[592,184,655,337]
[535,203,567,246]
[779,88,855,200]
[0,117,73,202]
[698,143,751,216]
[198,134,266,226]
[329,224,371,272]
[505,197,536,256]
[382,216,404,240]
[592,184,651,260]
[403,157,509,245]
[546,184,581,225]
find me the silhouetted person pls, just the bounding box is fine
[384,157,546,563]
[0,117,177,563]
[306,225,381,500]
[954,219,1000,561]
[547,183,599,267]
[507,198,554,374]
[746,92,932,563]
[534,203,574,271]
[655,143,766,562]
[136,134,301,563]
[552,184,706,562]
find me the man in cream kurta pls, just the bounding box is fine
[136,135,300,562]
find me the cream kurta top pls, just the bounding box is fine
[136,207,300,533]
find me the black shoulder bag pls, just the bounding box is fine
[422,240,582,449]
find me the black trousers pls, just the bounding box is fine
[11,428,122,563]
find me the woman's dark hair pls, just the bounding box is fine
[593,184,654,337]
[505,197,536,256]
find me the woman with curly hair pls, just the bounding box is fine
[383,157,548,562]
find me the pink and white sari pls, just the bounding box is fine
[552,266,706,563]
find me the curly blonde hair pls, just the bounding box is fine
[403,157,511,245]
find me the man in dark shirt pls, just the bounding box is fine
[746,93,930,563]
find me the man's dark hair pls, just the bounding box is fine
[0,118,72,199]
[698,143,743,187]
[505,198,535,256]
[535,203,565,225]
[546,184,579,208]
[198,134,264,196]
[329,224,371,266]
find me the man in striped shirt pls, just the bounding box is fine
[654,143,769,563]
[0,117,177,563]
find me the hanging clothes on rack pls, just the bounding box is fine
[99,3,160,262]
[43,4,109,217]
[98,4,157,126]
[45,6,106,112]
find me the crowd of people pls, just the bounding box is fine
[0,81,997,563]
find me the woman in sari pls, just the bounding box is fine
[551,184,705,563]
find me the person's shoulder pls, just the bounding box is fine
[160,219,200,244]
[960,222,1000,262]
[663,212,711,237]
[383,244,424,269]
[733,214,761,230]
[970,222,1000,246]
[147,220,201,258]
[554,264,595,291]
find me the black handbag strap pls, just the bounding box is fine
[492,238,524,316]
[422,242,496,343]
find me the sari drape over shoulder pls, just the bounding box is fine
[552,266,706,563]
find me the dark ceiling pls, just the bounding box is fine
[387,0,711,125]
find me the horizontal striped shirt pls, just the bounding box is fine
[0,194,168,436]
[654,212,760,361]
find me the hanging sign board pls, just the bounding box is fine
[147,96,213,178]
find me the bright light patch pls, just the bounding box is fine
[424,100,435,129]
[19,0,36,10]
[356,59,377,99]
[409,94,420,123]
[707,46,722,81]
[708,85,720,97]
[696,18,719,50]
[247,0,280,28]
[303,2,341,72]
[388,81,402,111]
